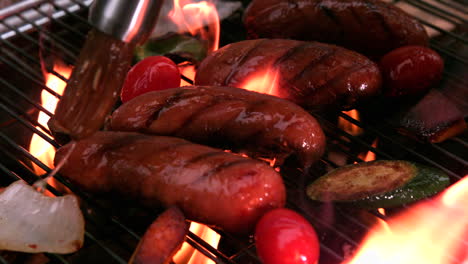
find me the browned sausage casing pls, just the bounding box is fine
[243,0,429,58]
[55,131,286,234]
[129,207,188,264]
[109,86,326,168]
[194,39,382,111]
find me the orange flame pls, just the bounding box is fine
[169,0,220,53]
[239,68,281,97]
[168,0,222,250]
[338,110,363,136]
[173,222,221,264]
[29,63,71,174]
[345,175,468,264]
[179,62,196,87]
[358,139,378,162]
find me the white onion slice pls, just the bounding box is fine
[0,180,85,253]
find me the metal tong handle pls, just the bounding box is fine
[89,0,164,44]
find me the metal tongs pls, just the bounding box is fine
[89,0,163,44]
[48,0,164,142]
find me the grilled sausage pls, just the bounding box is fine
[194,39,382,111]
[129,207,188,264]
[55,131,286,234]
[109,86,326,168]
[243,0,429,58]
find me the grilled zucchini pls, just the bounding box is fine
[306,160,450,209]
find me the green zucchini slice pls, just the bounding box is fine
[306,160,450,209]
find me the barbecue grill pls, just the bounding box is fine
[0,0,467,263]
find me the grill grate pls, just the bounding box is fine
[0,0,467,263]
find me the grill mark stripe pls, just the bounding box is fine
[100,134,145,153]
[320,4,340,25]
[224,39,269,85]
[363,0,395,42]
[319,4,345,41]
[155,141,195,154]
[273,42,308,67]
[145,90,188,128]
[179,97,271,151]
[175,95,218,134]
[187,151,229,164]
[194,159,259,184]
[327,64,369,87]
[290,45,337,83]
[227,99,269,139]
[350,5,365,27]
[309,63,369,98]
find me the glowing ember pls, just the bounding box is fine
[169,0,220,53]
[338,110,363,136]
[345,175,468,264]
[239,68,281,97]
[29,63,71,174]
[173,222,221,264]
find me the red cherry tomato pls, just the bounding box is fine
[379,45,444,97]
[121,56,181,103]
[255,208,320,264]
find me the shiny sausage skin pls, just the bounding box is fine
[55,131,286,234]
[194,39,382,111]
[109,86,326,168]
[129,207,188,264]
[243,0,429,58]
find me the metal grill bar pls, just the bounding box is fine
[0,77,54,118]
[423,19,468,43]
[0,0,466,263]
[0,90,52,135]
[17,13,81,54]
[185,232,231,264]
[435,0,468,10]
[35,7,86,38]
[405,0,467,24]
[0,41,62,97]
[335,112,466,179]
[0,20,77,61]
[0,0,93,40]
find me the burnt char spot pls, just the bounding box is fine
[224,39,269,85]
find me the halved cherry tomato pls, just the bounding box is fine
[121,56,181,103]
[255,208,320,264]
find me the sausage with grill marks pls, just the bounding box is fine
[243,0,429,59]
[109,86,326,168]
[55,131,286,234]
[194,39,382,111]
